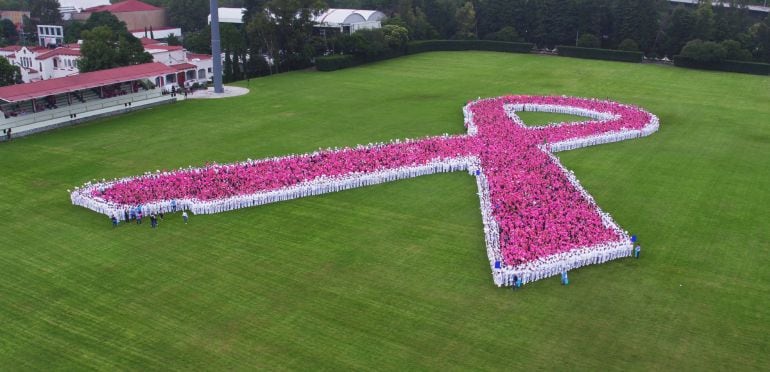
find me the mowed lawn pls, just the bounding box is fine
[0,52,768,370]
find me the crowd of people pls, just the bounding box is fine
[71,95,658,286]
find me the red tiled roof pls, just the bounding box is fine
[36,47,81,60]
[0,45,23,52]
[1,45,47,53]
[169,63,197,71]
[84,0,161,13]
[186,53,212,60]
[0,62,174,102]
[139,37,159,45]
[145,44,184,52]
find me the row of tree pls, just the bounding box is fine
[360,0,769,62]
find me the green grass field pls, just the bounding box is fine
[0,52,768,370]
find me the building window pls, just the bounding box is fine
[207,67,212,73]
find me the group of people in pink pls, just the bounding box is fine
[70,95,658,287]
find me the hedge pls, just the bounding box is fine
[406,40,534,54]
[673,55,770,76]
[556,46,643,63]
[315,54,360,72]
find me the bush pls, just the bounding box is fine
[673,55,770,75]
[406,40,534,54]
[315,55,360,72]
[556,45,643,63]
[576,34,600,48]
[618,39,640,52]
[680,39,727,63]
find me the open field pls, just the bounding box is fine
[0,52,768,370]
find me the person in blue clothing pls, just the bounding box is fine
[111,215,118,227]
[634,245,641,259]
[561,270,569,285]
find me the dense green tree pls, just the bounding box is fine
[30,0,62,25]
[720,39,752,60]
[168,0,210,33]
[693,2,715,40]
[680,39,727,62]
[0,56,21,86]
[0,19,17,44]
[753,15,770,62]
[577,33,601,48]
[618,38,640,51]
[453,1,476,39]
[166,33,182,46]
[662,6,696,57]
[484,26,522,42]
[183,28,211,54]
[84,12,128,34]
[78,26,152,72]
[243,0,325,73]
[382,24,409,49]
[613,0,660,52]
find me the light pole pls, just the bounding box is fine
[209,0,224,94]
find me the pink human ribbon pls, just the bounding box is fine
[71,95,659,285]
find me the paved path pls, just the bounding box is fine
[183,86,250,100]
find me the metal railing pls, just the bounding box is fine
[0,89,166,131]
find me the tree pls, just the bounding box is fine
[78,26,152,72]
[0,19,18,44]
[752,15,770,62]
[167,0,210,33]
[0,57,21,86]
[453,1,476,39]
[84,12,128,34]
[693,1,715,41]
[484,26,522,42]
[382,24,409,50]
[680,39,726,63]
[30,0,62,25]
[577,33,601,48]
[613,0,660,52]
[618,38,640,51]
[183,28,211,54]
[662,6,696,57]
[719,39,751,61]
[166,33,182,46]
[244,0,326,73]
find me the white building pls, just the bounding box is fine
[209,8,386,34]
[0,39,213,86]
[313,9,386,34]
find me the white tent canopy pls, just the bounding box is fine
[313,9,386,26]
[209,8,387,26]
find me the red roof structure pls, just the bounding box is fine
[0,63,174,102]
[84,0,161,13]
[139,37,159,45]
[169,63,197,71]
[144,44,184,52]
[186,53,212,60]
[36,47,81,60]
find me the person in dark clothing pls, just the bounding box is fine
[123,209,130,223]
[111,215,118,227]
